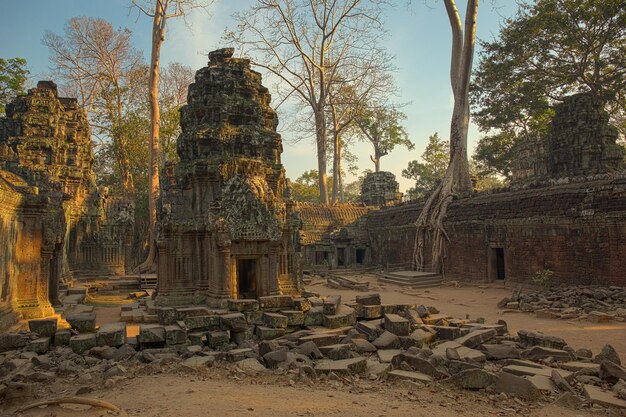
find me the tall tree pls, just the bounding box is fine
[471,0,626,136]
[131,0,212,273]
[413,0,478,273]
[402,133,449,200]
[355,106,413,173]
[43,17,144,194]
[229,0,390,205]
[0,57,28,114]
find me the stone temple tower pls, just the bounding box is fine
[157,48,300,306]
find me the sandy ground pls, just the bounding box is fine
[4,276,626,417]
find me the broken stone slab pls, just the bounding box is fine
[356,293,381,306]
[323,295,342,315]
[66,313,96,333]
[255,326,285,340]
[599,360,626,382]
[502,364,571,379]
[526,374,555,393]
[220,313,248,331]
[433,326,461,340]
[112,344,137,361]
[184,315,220,331]
[366,360,391,378]
[69,333,97,354]
[28,318,57,338]
[351,338,377,354]
[281,310,304,326]
[384,314,410,336]
[138,325,166,345]
[96,322,127,347]
[551,369,576,394]
[298,333,340,347]
[560,361,600,373]
[259,295,294,311]
[517,330,567,349]
[227,348,254,362]
[387,369,432,383]
[293,341,323,359]
[164,325,187,345]
[422,314,451,325]
[554,392,585,409]
[236,358,267,374]
[432,341,486,363]
[447,368,497,390]
[54,329,71,346]
[264,350,310,369]
[303,307,324,326]
[182,356,215,370]
[228,299,259,312]
[28,337,50,354]
[293,298,312,312]
[356,319,384,341]
[323,306,356,329]
[583,384,626,409]
[263,312,288,328]
[594,344,621,365]
[315,357,367,375]
[391,353,448,379]
[377,349,403,363]
[495,371,541,400]
[521,346,574,362]
[454,328,496,348]
[325,345,353,361]
[372,331,400,350]
[408,328,436,347]
[480,343,521,360]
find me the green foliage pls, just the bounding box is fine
[290,170,327,203]
[402,133,449,200]
[355,106,414,171]
[471,0,626,136]
[343,169,372,203]
[472,131,520,180]
[0,57,28,114]
[531,269,554,288]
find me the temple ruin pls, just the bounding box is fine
[0,81,132,326]
[156,48,301,306]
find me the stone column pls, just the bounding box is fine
[267,242,280,295]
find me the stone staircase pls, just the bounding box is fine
[378,270,443,288]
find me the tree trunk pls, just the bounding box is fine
[136,0,164,273]
[338,139,344,203]
[413,0,477,274]
[314,108,329,205]
[331,130,340,204]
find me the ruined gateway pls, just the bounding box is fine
[0,50,625,328]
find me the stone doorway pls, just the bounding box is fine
[489,247,506,281]
[355,249,366,265]
[337,248,346,267]
[237,258,258,299]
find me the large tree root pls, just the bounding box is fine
[413,178,455,275]
[17,396,129,416]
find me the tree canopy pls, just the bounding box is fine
[471,0,626,136]
[0,57,28,115]
[402,132,450,200]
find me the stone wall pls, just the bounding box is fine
[360,171,402,207]
[366,176,626,286]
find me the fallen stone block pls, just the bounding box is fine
[303,306,324,326]
[29,337,50,354]
[66,312,96,333]
[28,318,57,338]
[175,306,212,320]
[356,293,381,306]
[351,338,377,353]
[480,343,520,360]
[359,305,383,319]
[293,298,312,312]
[503,364,571,379]
[315,357,367,375]
[599,360,626,382]
[391,353,447,379]
[384,314,410,336]
[138,325,166,345]
[588,311,613,323]
[454,328,496,348]
[120,311,133,323]
[96,322,127,347]
[220,313,248,331]
[594,344,621,365]
[356,319,384,341]
[434,326,461,340]
[583,384,626,409]
[206,330,230,348]
[237,358,267,374]
[448,368,497,390]
[228,299,259,312]
[54,329,71,346]
[298,333,340,347]
[323,295,342,315]
[521,346,573,362]
[560,361,600,373]
[281,310,304,326]
[187,332,206,346]
[293,341,323,359]
[227,348,254,362]
[156,307,177,325]
[554,392,584,409]
[184,315,220,331]
[323,306,356,329]
[182,356,215,370]
[372,331,400,350]
[387,369,432,383]
[245,310,264,326]
[495,371,541,400]
[165,325,187,345]
[408,328,435,347]
[255,326,285,340]
[259,295,294,311]
[69,333,97,354]
[378,349,403,363]
[433,341,486,363]
[263,312,288,329]
[422,314,451,326]
[517,330,566,349]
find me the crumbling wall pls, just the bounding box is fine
[360,171,402,207]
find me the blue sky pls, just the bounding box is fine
[0,0,516,192]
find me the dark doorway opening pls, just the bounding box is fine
[495,248,505,280]
[356,249,366,265]
[337,248,346,267]
[237,258,257,299]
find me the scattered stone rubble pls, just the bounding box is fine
[500,285,626,323]
[1,293,625,412]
